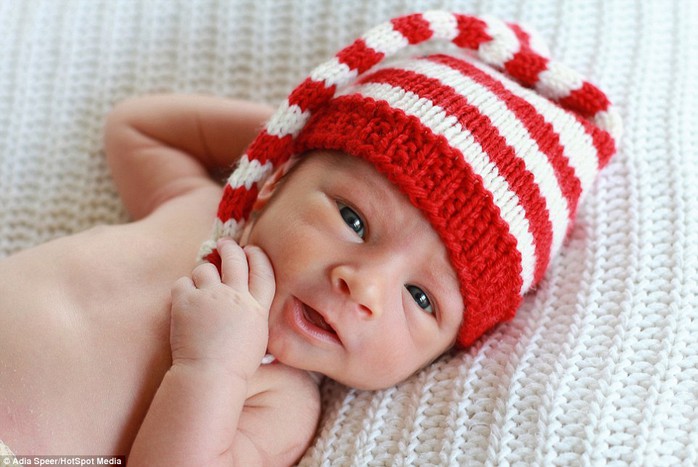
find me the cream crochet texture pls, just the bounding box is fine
[1,0,696,465]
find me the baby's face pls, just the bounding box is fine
[243,151,464,390]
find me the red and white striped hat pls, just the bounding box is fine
[200,11,622,347]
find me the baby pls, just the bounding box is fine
[0,11,619,466]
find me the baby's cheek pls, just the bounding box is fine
[362,336,421,384]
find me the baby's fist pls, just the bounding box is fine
[169,239,275,380]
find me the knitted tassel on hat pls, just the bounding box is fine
[198,11,622,347]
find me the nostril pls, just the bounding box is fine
[336,277,350,295]
[358,304,372,317]
[331,267,380,318]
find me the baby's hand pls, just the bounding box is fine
[169,239,275,381]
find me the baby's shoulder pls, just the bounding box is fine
[238,362,322,464]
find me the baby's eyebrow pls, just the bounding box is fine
[424,257,459,297]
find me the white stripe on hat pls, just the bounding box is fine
[342,81,536,293]
[422,10,459,40]
[197,239,217,262]
[594,109,623,145]
[220,217,246,239]
[197,217,248,261]
[265,100,311,138]
[197,217,246,257]
[478,15,520,68]
[213,217,246,242]
[309,57,360,89]
[395,58,572,260]
[227,154,275,190]
[362,21,410,55]
[535,60,584,101]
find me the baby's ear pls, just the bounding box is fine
[251,164,287,212]
[240,165,288,245]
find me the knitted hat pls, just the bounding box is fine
[199,11,622,347]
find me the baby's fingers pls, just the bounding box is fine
[171,276,195,298]
[217,238,248,289]
[191,262,221,289]
[245,245,275,312]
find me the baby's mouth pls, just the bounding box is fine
[302,303,337,336]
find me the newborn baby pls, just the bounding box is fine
[0,11,619,466]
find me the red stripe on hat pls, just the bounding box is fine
[502,22,550,87]
[504,48,549,88]
[558,81,611,119]
[574,115,616,170]
[452,14,492,50]
[245,131,294,167]
[430,54,582,224]
[217,183,260,223]
[205,249,222,275]
[360,66,553,285]
[288,77,337,113]
[336,38,385,74]
[294,96,524,347]
[391,13,433,44]
[592,128,615,169]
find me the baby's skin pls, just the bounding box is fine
[0,95,463,465]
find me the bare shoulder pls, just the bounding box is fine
[237,363,322,465]
[141,184,222,244]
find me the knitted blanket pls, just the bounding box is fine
[1,0,695,464]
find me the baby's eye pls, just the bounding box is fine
[406,285,434,314]
[337,202,365,239]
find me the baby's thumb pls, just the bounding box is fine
[244,245,276,313]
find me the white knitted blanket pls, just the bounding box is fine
[1,0,696,465]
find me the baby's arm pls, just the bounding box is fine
[104,94,273,220]
[129,239,274,466]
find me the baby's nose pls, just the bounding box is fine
[330,264,385,319]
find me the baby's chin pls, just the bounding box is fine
[336,373,411,391]
[274,353,411,391]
